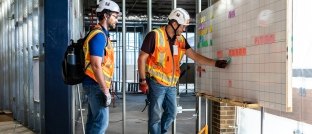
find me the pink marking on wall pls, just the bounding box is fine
[254,34,276,45]
[228,80,232,88]
[217,50,223,58]
[228,47,247,57]
[228,10,236,19]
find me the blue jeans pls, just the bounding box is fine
[83,84,109,134]
[147,78,177,134]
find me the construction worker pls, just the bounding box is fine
[82,0,120,133]
[138,8,228,134]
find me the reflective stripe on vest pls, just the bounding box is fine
[83,28,115,88]
[146,26,186,86]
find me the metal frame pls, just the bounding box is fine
[0,0,42,132]
[195,0,202,132]
[122,0,126,133]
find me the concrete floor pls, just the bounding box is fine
[75,92,199,134]
[0,91,198,134]
[0,113,35,134]
[0,121,34,134]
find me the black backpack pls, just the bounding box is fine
[62,30,104,85]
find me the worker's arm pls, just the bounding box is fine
[138,51,149,79]
[137,31,155,94]
[185,48,228,68]
[87,32,109,93]
[90,56,109,93]
[185,48,216,66]
[138,51,150,94]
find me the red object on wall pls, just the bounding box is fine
[197,66,206,77]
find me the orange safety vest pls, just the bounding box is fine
[146,26,186,87]
[83,25,115,88]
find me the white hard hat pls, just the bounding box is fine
[96,0,120,13]
[168,8,190,25]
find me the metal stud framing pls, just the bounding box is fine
[0,0,41,132]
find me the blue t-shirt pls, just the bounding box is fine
[83,28,109,85]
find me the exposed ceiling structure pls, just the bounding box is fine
[83,0,219,32]
[114,0,208,19]
[83,0,220,22]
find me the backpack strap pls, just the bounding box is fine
[85,29,104,43]
[83,29,105,70]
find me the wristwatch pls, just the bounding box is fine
[139,78,146,83]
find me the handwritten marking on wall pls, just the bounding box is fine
[254,34,276,45]
[200,16,206,23]
[217,50,223,58]
[228,80,232,88]
[199,28,208,36]
[228,10,236,18]
[228,47,246,57]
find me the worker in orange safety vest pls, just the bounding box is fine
[138,8,228,134]
[82,0,120,133]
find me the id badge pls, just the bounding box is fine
[173,45,178,55]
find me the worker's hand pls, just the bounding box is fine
[97,91,111,107]
[139,82,149,94]
[215,60,228,68]
[104,92,111,106]
[101,86,111,107]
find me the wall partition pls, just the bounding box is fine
[0,0,42,132]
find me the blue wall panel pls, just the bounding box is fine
[44,0,72,133]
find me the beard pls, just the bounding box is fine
[108,23,116,30]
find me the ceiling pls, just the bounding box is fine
[83,0,219,32]
[84,0,219,21]
[114,0,208,19]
